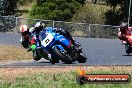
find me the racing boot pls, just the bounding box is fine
[72,40,82,53]
[48,54,55,64]
[70,38,81,48]
[33,51,41,61]
[48,54,52,61]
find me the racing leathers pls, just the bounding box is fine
[20,32,31,51]
[118,27,132,42]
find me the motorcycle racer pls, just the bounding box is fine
[118,22,132,41]
[30,22,53,62]
[118,22,132,55]
[31,21,81,62]
[19,25,32,51]
[20,21,81,63]
[19,25,44,61]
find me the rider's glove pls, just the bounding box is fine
[30,44,36,51]
[52,28,59,32]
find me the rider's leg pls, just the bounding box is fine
[42,49,52,60]
[21,40,30,49]
[33,50,41,61]
[60,30,78,46]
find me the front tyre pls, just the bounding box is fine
[77,53,87,63]
[53,47,72,64]
[125,44,132,55]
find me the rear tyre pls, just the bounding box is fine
[53,47,72,64]
[77,53,87,63]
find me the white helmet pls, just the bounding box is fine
[34,21,45,31]
[20,25,29,33]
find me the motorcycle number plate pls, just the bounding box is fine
[41,33,54,47]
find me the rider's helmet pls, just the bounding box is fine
[120,22,128,34]
[20,25,29,36]
[34,21,45,32]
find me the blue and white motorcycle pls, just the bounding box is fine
[38,27,87,64]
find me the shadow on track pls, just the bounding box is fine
[38,61,77,65]
[122,55,132,56]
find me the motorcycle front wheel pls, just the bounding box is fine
[53,47,72,64]
[125,44,132,55]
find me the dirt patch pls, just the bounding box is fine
[0,45,32,62]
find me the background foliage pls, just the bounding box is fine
[0,0,17,15]
[105,0,132,25]
[0,0,132,25]
[29,0,83,21]
[72,3,109,24]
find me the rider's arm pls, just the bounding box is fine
[52,28,61,33]
[19,36,23,43]
[20,36,30,49]
[29,34,37,51]
[53,28,67,35]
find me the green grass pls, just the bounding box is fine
[0,69,132,88]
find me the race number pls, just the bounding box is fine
[41,33,54,47]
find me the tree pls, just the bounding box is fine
[94,0,97,4]
[105,0,122,25]
[0,0,17,15]
[72,3,106,24]
[105,0,132,25]
[17,0,34,5]
[119,0,132,25]
[29,0,81,21]
[75,0,86,5]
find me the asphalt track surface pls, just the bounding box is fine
[0,33,132,67]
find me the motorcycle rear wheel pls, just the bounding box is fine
[77,53,87,63]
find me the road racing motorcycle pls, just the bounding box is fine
[122,34,132,55]
[34,27,87,64]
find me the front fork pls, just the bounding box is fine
[125,44,130,50]
[124,42,132,55]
